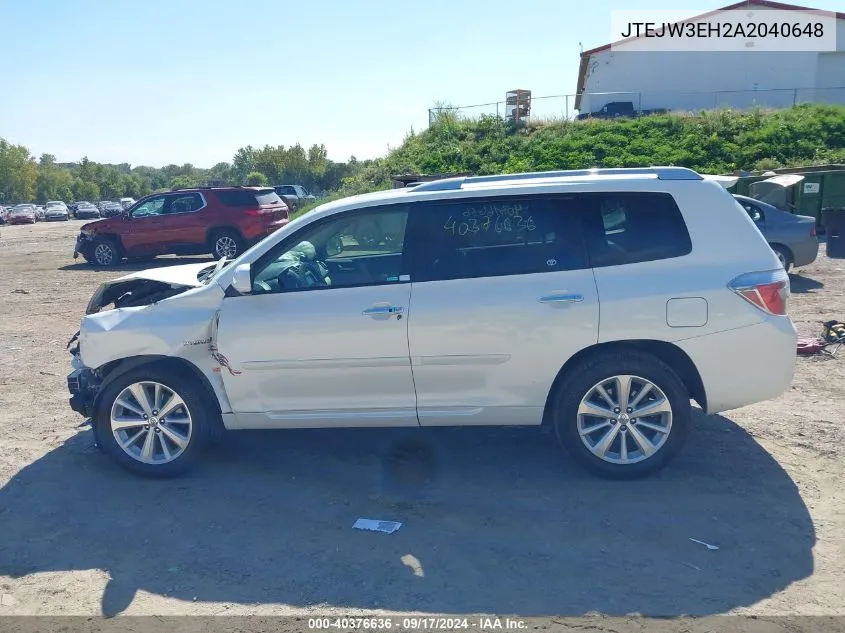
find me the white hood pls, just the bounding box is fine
[85,261,218,314]
[109,261,215,288]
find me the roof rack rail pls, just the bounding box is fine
[410,167,702,192]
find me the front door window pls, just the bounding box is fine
[131,195,166,218]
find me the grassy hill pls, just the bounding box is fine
[337,104,845,199]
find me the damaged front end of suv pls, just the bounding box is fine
[66,261,234,426]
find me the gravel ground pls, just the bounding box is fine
[0,220,843,620]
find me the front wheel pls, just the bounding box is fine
[552,350,691,479]
[89,237,123,267]
[95,368,212,477]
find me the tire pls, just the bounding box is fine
[552,349,691,479]
[89,237,123,267]
[94,367,212,478]
[771,244,793,272]
[210,229,244,260]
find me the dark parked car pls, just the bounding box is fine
[733,194,819,270]
[273,184,316,212]
[74,202,100,219]
[576,101,669,120]
[100,201,124,217]
[73,186,290,266]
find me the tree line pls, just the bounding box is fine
[5,103,843,206]
[0,139,368,204]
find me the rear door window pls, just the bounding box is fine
[739,200,765,224]
[578,192,692,267]
[410,195,588,282]
[165,193,204,214]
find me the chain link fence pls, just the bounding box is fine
[429,87,845,125]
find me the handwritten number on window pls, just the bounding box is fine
[444,204,537,235]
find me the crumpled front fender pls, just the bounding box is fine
[78,284,234,414]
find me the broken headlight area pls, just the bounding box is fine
[67,367,100,418]
[86,279,196,315]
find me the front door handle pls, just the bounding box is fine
[362,305,404,317]
[539,293,584,304]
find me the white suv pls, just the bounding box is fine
[66,167,797,479]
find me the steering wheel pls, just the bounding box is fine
[275,260,330,290]
[306,260,331,287]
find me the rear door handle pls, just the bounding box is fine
[362,305,404,316]
[539,293,584,304]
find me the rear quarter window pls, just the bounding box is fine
[215,190,283,207]
[580,192,692,267]
[255,190,283,206]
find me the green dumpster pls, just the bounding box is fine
[730,165,845,231]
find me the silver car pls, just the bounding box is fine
[733,194,819,271]
[44,202,70,221]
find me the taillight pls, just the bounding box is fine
[243,206,287,218]
[810,224,816,237]
[729,269,790,316]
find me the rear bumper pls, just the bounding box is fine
[790,238,820,268]
[676,318,796,414]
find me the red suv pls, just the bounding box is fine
[73,187,289,267]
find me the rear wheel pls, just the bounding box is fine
[771,244,793,272]
[552,350,691,479]
[90,237,123,267]
[95,368,212,478]
[210,229,243,260]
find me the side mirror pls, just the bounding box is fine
[231,263,253,295]
[325,236,343,257]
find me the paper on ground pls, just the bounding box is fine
[353,518,402,534]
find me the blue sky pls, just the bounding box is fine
[1,0,841,167]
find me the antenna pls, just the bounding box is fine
[579,41,583,54]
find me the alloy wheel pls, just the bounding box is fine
[215,236,238,258]
[577,374,673,465]
[110,381,193,465]
[94,243,115,266]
